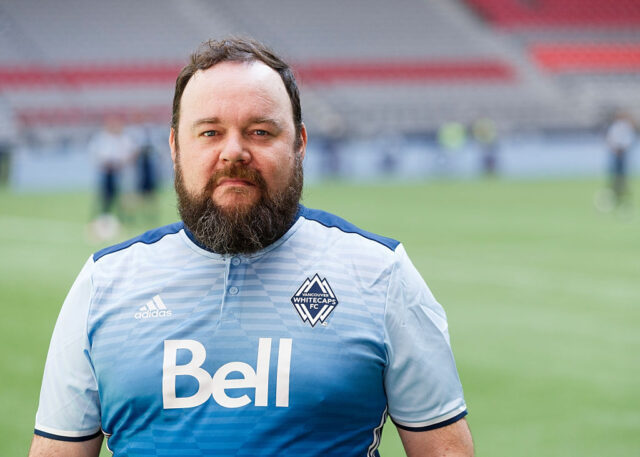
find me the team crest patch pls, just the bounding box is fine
[291,274,339,327]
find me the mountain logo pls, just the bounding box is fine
[291,274,338,327]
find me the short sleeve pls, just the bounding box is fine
[34,257,102,441]
[383,245,467,431]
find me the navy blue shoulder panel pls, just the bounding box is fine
[93,222,184,262]
[300,206,400,251]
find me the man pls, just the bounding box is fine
[128,115,161,225]
[29,38,473,457]
[0,99,17,188]
[87,116,137,240]
[605,111,636,208]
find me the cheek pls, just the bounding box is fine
[178,154,214,192]
[176,131,218,176]
[265,156,294,189]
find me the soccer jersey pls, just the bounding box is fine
[34,206,467,456]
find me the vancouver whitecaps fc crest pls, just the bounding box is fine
[291,274,339,327]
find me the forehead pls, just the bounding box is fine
[179,60,293,124]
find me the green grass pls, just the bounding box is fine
[1,178,639,456]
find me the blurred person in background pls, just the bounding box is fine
[436,121,466,176]
[605,111,636,208]
[471,117,499,177]
[318,114,345,177]
[128,114,160,225]
[29,38,473,457]
[378,134,403,176]
[0,98,17,188]
[87,116,136,240]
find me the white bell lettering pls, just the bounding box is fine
[162,338,292,409]
[162,339,212,409]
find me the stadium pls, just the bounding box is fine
[0,1,638,456]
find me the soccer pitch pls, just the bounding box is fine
[1,178,638,456]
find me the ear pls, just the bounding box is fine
[297,123,308,161]
[169,127,178,168]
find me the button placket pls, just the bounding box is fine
[226,257,244,298]
[221,256,243,322]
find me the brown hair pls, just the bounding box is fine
[172,37,302,147]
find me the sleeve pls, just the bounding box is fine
[383,244,467,431]
[34,257,102,441]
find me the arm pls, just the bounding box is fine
[28,434,103,457]
[398,418,474,457]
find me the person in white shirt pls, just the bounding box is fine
[87,116,136,239]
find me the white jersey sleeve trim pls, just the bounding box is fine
[34,424,102,439]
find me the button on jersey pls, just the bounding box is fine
[34,206,467,456]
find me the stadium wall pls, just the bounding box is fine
[9,134,639,192]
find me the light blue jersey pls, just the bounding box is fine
[35,206,467,456]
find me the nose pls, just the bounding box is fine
[219,131,251,165]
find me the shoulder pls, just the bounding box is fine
[93,222,185,263]
[297,206,400,252]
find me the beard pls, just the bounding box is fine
[174,154,303,255]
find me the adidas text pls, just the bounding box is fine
[135,295,172,319]
[135,309,172,319]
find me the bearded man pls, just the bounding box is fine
[29,38,473,457]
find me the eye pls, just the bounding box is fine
[253,129,270,137]
[202,130,218,137]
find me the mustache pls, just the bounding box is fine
[205,165,268,194]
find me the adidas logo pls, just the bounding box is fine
[135,295,172,319]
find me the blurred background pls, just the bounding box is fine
[0,1,638,456]
[1,0,639,189]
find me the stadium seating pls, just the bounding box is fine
[531,43,640,72]
[462,0,640,130]
[465,0,640,27]
[0,0,638,138]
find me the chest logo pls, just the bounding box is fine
[291,274,339,327]
[135,295,172,320]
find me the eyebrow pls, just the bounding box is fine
[192,117,220,129]
[250,117,284,130]
[191,117,284,130]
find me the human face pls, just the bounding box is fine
[169,60,306,213]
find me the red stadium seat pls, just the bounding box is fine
[465,0,640,28]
